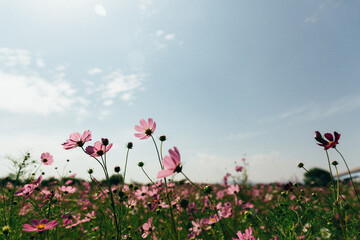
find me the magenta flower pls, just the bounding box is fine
[314,131,340,150]
[23,218,58,232]
[85,141,113,157]
[41,152,54,165]
[157,147,182,178]
[134,118,156,140]
[62,130,92,150]
[235,166,243,172]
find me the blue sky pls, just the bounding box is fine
[1,0,359,184]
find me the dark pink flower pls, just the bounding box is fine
[235,166,243,172]
[157,147,182,178]
[62,130,92,150]
[41,152,54,165]
[314,131,340,150]
[134,118,156,140]
[85,141,113,157]
[23,218,58,232]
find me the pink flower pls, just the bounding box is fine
[85,141,113,157]
[203,214,220,225]
[157,147,182,178]
[23,218,58,232]
[15,175,42,199]
[235,165,243,172]
[62,130,92,150]
[41,152,54,165]
[232,227,259,240]
[141,217,155,238]
[134,118,156,140]
[59,186,76,194]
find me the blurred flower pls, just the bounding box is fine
[15,175,42,199]
[235,166,243,172]
[134,118,156,140]
[157,147,182,178]
[141,217,155,238]
[62,130,92,150]
[86,141,113,157]
[59,186,76,194]
[23,218,58,232]
[41,152,54,165]
[314,131,340,150]
[232,226,258,240]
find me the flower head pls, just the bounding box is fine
[134,118,156,140]
[157,147,182,178]
[15,175,42,199]
[23,218,58,232]
[235,166,243,172]
[85,141,113,157]
[62,130,92,150]
[41,152,54,165]
[314,131,340,150]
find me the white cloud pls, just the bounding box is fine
[55,65,66,71]
[103,100,113,106]
[155,30,163,37]
[0,48,31,67]
[94,4,107,16]
[101,70,145,100]
[165,34,175,40]
[88,67,102,75]
[139,0,152,11]
[36,58,45,68]
[0,70,87,115]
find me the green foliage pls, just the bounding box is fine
[304,168,332,186]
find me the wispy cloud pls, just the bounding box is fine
[0,48,31,68]
[304,15,318,23]
[88,67,102,75]
[99,69,146,105]
[165,34,176,40]
[259,95,360,124]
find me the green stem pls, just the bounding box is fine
[123,148,130,184]
[151,135,163,169]
[335,148,360,204]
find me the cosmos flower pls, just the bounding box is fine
[134,118,156,140]
[62,130,92,150]
[85,141,113,157]
[15,175,42,199]
[23,218,58,232]
[235,166,243,172]
[232,227,259,240]
[314,131,340,150]
[157,147,182,178]
[40,152,54,165]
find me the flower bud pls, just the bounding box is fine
[88,168,94,174]
[114,166,121,173]
[101,138,109,146]
[126,142,133,149]
[138,162,144,167]
[297,162,304,168]
[332,161,338,166]
[159,135,167,142]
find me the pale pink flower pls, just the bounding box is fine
[157,147,182,178]
[41,152,54,165]
[85,141,113,157]
[134,118,156,140]
[203,214,220,225]
[227,184,240,195]
[141,217,155,238]
[232,226,259,240]
[23,218,58,232]
[62,130,92,150]
[59,186,76,194]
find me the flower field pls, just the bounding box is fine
[1,119,359,239]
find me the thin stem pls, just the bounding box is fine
[140,167,156,185]
[325,150,336,200]
[335,148,360,204]
[123,148,130,184]
[151,135,163,169]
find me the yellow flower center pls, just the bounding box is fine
[328,141,334,146]
[36,224,46,230]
